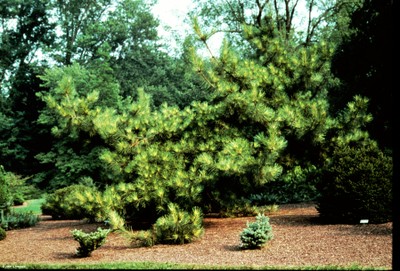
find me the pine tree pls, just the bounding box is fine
[36,0,375,223]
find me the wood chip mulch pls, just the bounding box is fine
[0,203,393,269]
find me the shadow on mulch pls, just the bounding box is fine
[34,217,103,231]
[270,215,321,226]
[202,220,219,229]
[335,224,393,236]
[223,244,242,251]
[270,214,392,236]
[54,252,78,260]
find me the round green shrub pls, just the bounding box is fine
[41,185,79,219]
[239,213,273,249]
[12,193,25,206]
[41,184,104,221]
[316,140,392,224]
[0,227,6,241]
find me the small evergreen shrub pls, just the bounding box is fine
[130,203,204,247]
[71,227,110,257]
[239,213,273,249]
[131,229,156,247]
[153,203,204,245]
[316,140,393,224]
[1,165,36,207]
[12,193,25,206]
[0,227,6,241]
[41,184,105,221]
[0,211,39,230]
[41,185,80,219]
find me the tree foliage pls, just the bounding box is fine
[188,0,362,57]
[0,0,210,182]
[1,0,392,232]
[35,63,122,190]
[316,139,392,224]
[0,0,55,176]
[330,0,393,151]
[0,165,12,209]
[37,1,376,224]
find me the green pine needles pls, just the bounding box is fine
[131,203,204,247]
[153,203,204,245]
[239,213,273,249]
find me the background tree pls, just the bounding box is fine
[34,0,210,190]
[112,43,210,109]
[330,0,393,152]
[0,0,55,176]
[48,0,208,109]
[50,0,115,65]
[35,63,123,190]
[187,0,361,58]
[103,0,210,109]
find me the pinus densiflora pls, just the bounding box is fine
[38,11,374,227]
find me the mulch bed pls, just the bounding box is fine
[0,202,393,269]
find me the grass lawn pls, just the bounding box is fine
[11,198,45,215]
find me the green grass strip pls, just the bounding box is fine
[0,262,391,270]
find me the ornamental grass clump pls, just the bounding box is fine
[71,227,110,257]
[239,213,273,249]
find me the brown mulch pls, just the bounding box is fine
[0,203,393,269]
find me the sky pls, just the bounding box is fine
[152,0,193,32]
[151,0,223,56]
[151,0,194,52]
